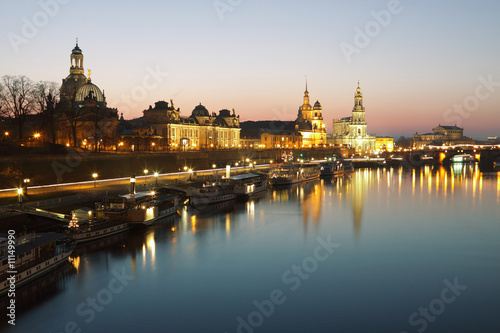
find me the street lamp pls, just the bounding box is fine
[92,173,98,188]
[154,172,159,186]
[23,178,30,196]
[143,169,149,187]
[17,188,23,207]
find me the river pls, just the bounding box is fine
[3,165,500,333]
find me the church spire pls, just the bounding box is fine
[70,39,84,75]
[354,81,363,107]
[303,76,310,107]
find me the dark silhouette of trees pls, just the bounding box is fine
[0,75,36,140]
[34,81,60,144]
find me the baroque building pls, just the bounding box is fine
[412,125,472,149]
[295,81,327,147]
[139,100,241,150]
[56,41,119,150]
[331,82,376,152]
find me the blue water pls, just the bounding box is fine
[4,165,500,333]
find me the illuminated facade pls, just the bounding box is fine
[260,130,303,149]
[331,82,376,152]
[143,101,241,150]
[57,41,119,150]
[412,125,472,149]
[296,81,327,146]
[375,137,394,152]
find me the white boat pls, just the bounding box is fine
[190,183,236,206]
[269,163,320,186]
[452,154,477,164]
[100,191,180,227]
[0,232,76,296]
[67,217,130,244]
[230,173,268,197]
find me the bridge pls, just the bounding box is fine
[392,144,500,171]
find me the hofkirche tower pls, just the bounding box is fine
[331,82,375,152]
[351,81,367,136]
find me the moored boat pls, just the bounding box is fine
[99,191,181,227]
[230,173,268,197]
[0,232,75,296]
[269,163,320,186]
[66,212,130,244]
[319,162,335,178]
[190,183,236,206]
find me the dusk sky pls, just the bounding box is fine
[1,0,499,139]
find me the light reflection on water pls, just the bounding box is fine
[4,165,500,333]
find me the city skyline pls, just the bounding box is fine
[1,0,499,139]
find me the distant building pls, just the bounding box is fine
[376,137,394,152]
[412,125,473,148]
[295,81,327,147]
[331,82,376,152]
[56,41,119,150]
[138,101,241,150]
[260,130,303,149]
[240,121,302,149]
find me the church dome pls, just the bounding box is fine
[218,109,231,117]
[313,100,322,110]
[75,81,104,103]
[192,103,209,117]
[72,43,82,55]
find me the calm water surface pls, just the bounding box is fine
[4,165,500,333]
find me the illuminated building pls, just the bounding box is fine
[141,101,241,150]
[295,80,327,146]
[375,137,394,152]
[57,41,119,150]
[260,130,303,149]
[331,82,376,153]
[412,125,473,149]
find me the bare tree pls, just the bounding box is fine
[34,81,60,144]
[0,75,36,140]
[57,86,83,147]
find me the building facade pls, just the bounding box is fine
[295,81,327,147]
[375,137,394,152]
[56,41,119,150]
[140,101,241,150]
[331,82,376,153]
[412,125,473,148]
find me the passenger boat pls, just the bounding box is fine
[451,154,477,164]
[269,163,320,186]
[66,213,130,244]
[99,191,181,227]
[0,232,76,296]
[230,173,268,197]
[319,162,335,178]
[190,183,236,206]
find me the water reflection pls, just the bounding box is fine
[5,164,500,333]
[264,164,498,240]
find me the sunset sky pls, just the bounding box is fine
[1,0,499,139]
